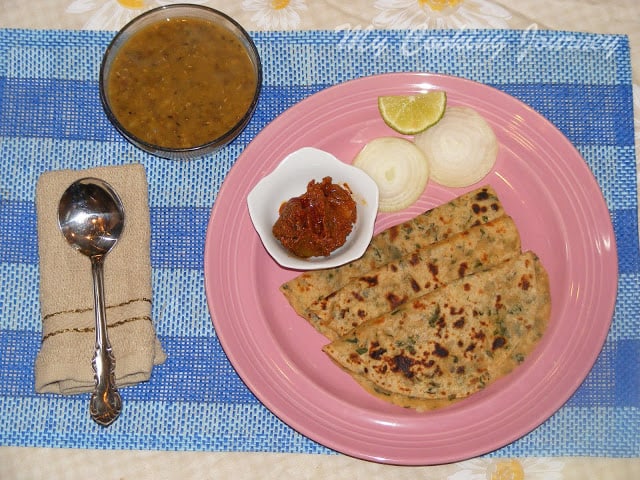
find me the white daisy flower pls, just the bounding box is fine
[242,0,308,30]
[66,0,207,31]
[373,0,513,30]
[446,458,565,480]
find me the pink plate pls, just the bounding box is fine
[203,73,618,465]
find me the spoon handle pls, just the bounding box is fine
[89,255,122,426]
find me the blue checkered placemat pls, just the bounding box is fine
[0,28,637,457]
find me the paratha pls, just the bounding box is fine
[306,215,521,340]
[281,185,505,318]
[322,251,551,410]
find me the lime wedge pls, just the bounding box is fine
[378,91,447,135]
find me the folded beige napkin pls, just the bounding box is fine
[34,163,166,395]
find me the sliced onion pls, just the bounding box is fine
[414,106,498,188]
[353,137,429,212]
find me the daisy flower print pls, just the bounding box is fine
[373,0,513,29]
[242,0,309,30]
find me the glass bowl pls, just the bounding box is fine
[99,4,262,159]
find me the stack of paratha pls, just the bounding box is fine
[280,186,551,411]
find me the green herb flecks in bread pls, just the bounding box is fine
[307,215,521,340]
[323,252,550,411]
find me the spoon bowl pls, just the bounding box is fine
[58,177,125,426]
[58,179,124,257]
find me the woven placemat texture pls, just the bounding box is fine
[0,28,637,457]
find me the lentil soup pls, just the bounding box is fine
[106,16,258,149]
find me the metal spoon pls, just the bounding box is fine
[58,177,124,426]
